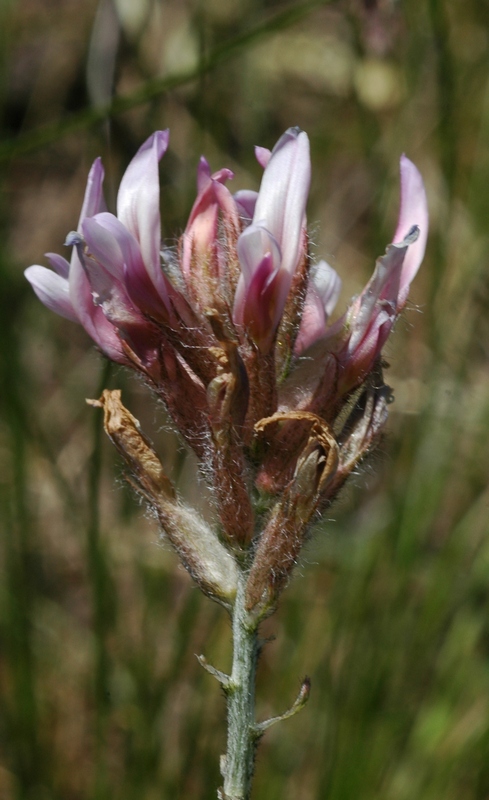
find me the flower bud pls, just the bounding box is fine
[246,413,338,614]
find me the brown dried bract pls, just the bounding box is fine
[245,412,339,613]
[87,389,175,503]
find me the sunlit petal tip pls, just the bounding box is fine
[197,156,212,192]
[252,127,310,281]
[212,167,234,185]
[234,190,258,222]
[294,261,342,354]
[45,252,71,278]
[255,146,271,169]
[79,157,106,223]
[312,260,342,318]
[116,130,170,298]
[395,154,429,304]
[25,265,79,323]
[142,129,170,158]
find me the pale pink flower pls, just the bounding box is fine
[233,127,311,352]
[26,131,171,363]
[25,127,429,607]
[25,130,428,496]
[338,155,428,390]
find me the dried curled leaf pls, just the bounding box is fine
[255,411,338,498]
[246,412,339,614]
[87,390,238,604]
[87,389,176,502]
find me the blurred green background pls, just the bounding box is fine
[2,0,489,797]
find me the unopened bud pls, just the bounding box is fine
[246,413,338,613]
[330,364,391,493]
[206,319,254,546]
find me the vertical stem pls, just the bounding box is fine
[222,569,259,800]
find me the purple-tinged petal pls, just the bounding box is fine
[212,166,234,185]
[182,175,240,309]
[45,252,71,278]
[186,167,235,235]
[234,224,288,352]
[234,190,258,223]
[393,155,428,307]
[313,261,342,319]
[342,312,390,388]
[295,262,342,355]
[78,157,106,224]
[25,265,78,323]
[182,181,220,286]
[197,156,234,193]
[294,284,327,356]
[63,158,126,360]
[347,240,406,354]
[184,183,218,250]
[82,216,125,280]
[88,213,143,271]
[234,129,311,350]
[123,260,172,322]
[335,227,421,393]
[68,229,141,330]
[236,224,281,284]
[213,179,240,235]
[235,252,289,351]
[66,234,126,362]
[253,128,310,278]
[117,130,170,299]
[197,156,212,193]
[75,245,159,368]
[83,209,171,320]
[255,146,271,169]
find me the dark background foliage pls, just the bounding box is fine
[2,0,489,797]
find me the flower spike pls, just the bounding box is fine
[26,128,428,800]
[25,128,427,579]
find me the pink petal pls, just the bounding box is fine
[196,157,233,194]
[344,314,387,382]
[236,224,281,284]
[212,166,234,185]
[295,262,341,355]
[234,190,258,222]
[197,156,212,193]
[78,158,106,224]
[82,216,125,280]
[294,283,327,356]
[347,239,408,354]
[394,155,428,306]
[67,156,124,358]
[253,127,310,278]
[67,235,125,362]
[25,265,79,322]
[45,252,71,278]
[313,261,342,319]
[117,130,170,300]
[76,221,164,329]
[236,253,289,351]
[184,183,218,252]
[255,146,271,169]
[89,213,170,320]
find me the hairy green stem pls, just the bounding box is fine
[221,570,259,800]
